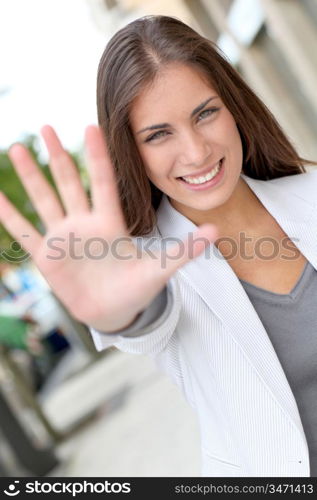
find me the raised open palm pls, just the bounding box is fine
[0,126,218,332]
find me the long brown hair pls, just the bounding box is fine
[97,15,315,236]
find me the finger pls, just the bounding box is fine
[8,144,64,229]
[41,125,90,215]
[156,224,219,278]
[0,192,42,258]
[84,125,127,233]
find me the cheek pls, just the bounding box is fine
[217,122,242,160]
[215,108,237,137]
[224,117,241,148]
[232,127,243,158]
[142,158,165,186]
[141,148,175,183]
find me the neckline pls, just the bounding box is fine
[239,260,311,300]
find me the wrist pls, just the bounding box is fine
[88,311,143,334]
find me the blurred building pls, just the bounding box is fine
[86,0,317,161]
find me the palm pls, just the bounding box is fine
[35,213,158,323]
[0,125,217,332]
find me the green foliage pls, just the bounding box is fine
[0,135,89,265]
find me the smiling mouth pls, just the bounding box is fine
[177,158,224,184]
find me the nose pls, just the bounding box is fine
[178,129,212,167]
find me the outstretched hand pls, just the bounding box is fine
[0,126,218,332]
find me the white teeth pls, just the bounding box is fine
[182,161,221,184]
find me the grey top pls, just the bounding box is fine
[101,260,317,477]
[239,260,317,477]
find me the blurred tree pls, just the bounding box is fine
[0,136,89,265]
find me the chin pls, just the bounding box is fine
[187,199,226,212]
[186,186,234,209]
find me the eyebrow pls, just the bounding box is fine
[136,96,218,135]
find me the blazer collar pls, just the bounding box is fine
[241,174,317,269]
[156,173,317,449]
[241,174,316,224]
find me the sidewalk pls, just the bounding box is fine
[42,349,201,477]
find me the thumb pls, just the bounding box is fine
[161,223,219,277]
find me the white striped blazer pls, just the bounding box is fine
[90,170,317,477]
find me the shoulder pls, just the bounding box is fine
[256,169,317,205]
[243,169,317,205]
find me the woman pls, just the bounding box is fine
[1,16,316,477]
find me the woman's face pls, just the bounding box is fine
[130,63,243,218]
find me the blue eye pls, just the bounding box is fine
[144,107,220,143]
[145,130,169,143]
[197,107,219,121]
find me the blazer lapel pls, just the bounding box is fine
[242,174,317,270]
[156,173,317,447]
